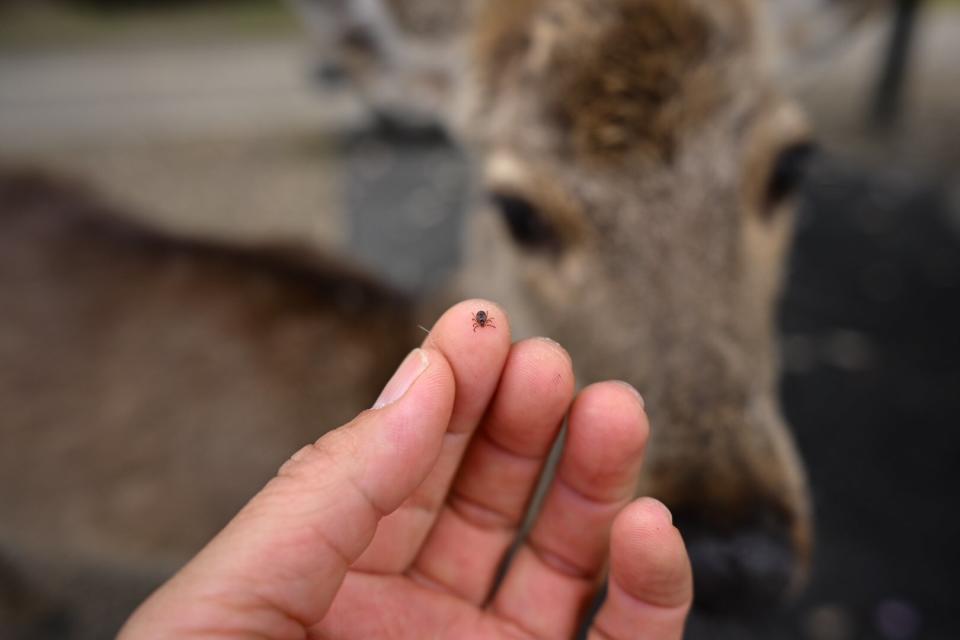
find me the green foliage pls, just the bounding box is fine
[0,0,298,51]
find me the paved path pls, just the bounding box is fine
[0,40,362,152]
[797,6,960,180]
[0,39,367,256]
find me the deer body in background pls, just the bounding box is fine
[0,172,417,638]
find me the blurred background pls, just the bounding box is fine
[0,0,958,638]
[0,0,468,293]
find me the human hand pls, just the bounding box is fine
[120,300,692,639]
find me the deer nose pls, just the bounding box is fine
[674,512,797,613]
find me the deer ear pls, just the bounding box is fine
[765,0,886,81]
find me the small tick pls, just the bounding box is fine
[472,309,496,332]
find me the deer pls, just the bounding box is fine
[293,0,886,611]
[0,0,886,637]
[457,0,821,614]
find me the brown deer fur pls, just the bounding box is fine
[0,170,415,636]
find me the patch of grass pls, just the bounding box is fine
[0,0,300,51]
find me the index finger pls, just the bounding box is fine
[353,299,512,572]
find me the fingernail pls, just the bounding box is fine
[534,336,572,361]
[645,498,674,525]
[373,349,429,409]
[613,380,645,409]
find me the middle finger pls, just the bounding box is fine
[409,337,575,603]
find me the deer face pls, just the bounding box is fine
[459,0,816,612]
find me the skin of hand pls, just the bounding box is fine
[119,300,693,639]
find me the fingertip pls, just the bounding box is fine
[508,337,576,404]
[610,498,693,611]
[573,381,649,446]
[583,497,693,639]
[610,380,645,409]
[613,497,674,538]
[419,299,512,434]
[424,299,511,350]
[532,336,573,365]
[561,382,650,500]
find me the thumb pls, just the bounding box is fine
[120,347,455,638]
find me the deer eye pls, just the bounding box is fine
[764,142,817,215]
[490,192,561,251]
